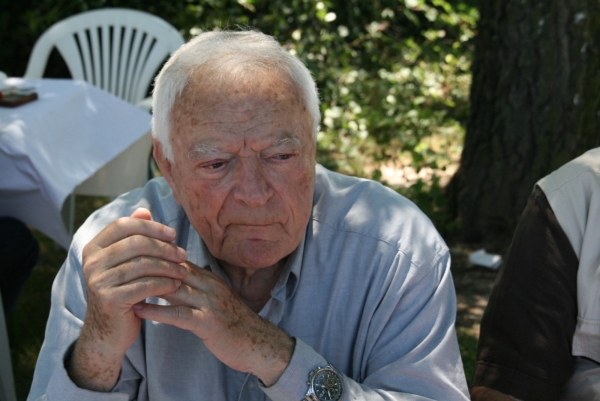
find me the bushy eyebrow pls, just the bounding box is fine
[270,134,301,149]
[187,141,221,161]
[186,133,302,161]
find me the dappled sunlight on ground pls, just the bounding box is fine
[456,294,488,337]
[379,161,459,188]
[449,243,500,386]
[450,243,499,340]
[361,130,463,189]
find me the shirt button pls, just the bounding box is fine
[248,380,256,389]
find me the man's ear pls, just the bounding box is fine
[152,136,181,204]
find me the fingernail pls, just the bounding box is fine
[179,265,187,275]
[164,226,176,239]
[174,279,182,286]
[133,303,143,310]
[178,247,187,259]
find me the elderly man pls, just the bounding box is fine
[29,30,468,401]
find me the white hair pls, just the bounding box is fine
[152,30,321,161]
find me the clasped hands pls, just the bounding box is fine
[67,208,293,392]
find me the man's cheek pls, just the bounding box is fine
[187,187,207,215]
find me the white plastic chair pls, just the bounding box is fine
[23,8,185,237]
[24,8,184,109]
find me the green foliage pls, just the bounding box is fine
[2,4,478,396]
[1,0,476,225]
[306,0,477,181]
[397,175,461,236]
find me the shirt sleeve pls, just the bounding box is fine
[27,243,142,401]
[472,186,579,401]
[262,250,469,401]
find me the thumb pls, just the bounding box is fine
[131,207,152,221]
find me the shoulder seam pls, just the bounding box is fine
[540,169,600,195]
[310,216,448,274]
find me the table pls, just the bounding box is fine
[0,78,152,249]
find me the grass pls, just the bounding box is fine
[7,195,480,400]
[8,239,62,400]
[457,327,478,388]
[7,195,109,400]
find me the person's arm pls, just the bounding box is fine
[133,259,295,386]
[261,250,469,401]
[66,208,187,391]
[471,186,579,401]
[28,208,188,400]
[28,239,144,401]
[132,242,468,400]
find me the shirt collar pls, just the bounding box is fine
[183,219,305,301]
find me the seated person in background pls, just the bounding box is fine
[28,30,468,401]
[471,147,600,401]
[0,216,39,314]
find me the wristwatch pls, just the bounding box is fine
[303,363,343,401]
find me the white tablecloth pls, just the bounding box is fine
[0,78,152,248]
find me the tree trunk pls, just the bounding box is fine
[450,0,600,246]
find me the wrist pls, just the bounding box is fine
[252,331,295,386]
[66,335,124,392]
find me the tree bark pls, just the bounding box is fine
[450,0,600,246]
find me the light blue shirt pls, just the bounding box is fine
[29,165,468,400]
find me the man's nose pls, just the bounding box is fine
[232,158,273,207]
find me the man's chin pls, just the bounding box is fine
[236,254,286,270]
[221,240,291,270]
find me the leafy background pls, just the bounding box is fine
[1,0,480,398]
[1,0,477,236]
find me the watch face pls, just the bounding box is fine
[313,369,342,401]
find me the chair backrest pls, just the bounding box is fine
[24,8,185,105]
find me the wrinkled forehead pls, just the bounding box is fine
[170,63,304,126]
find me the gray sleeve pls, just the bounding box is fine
[263,251,469,401]
[27,245,143,401]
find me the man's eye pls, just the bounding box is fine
[203,161,225,170]
[274,154,292,160]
